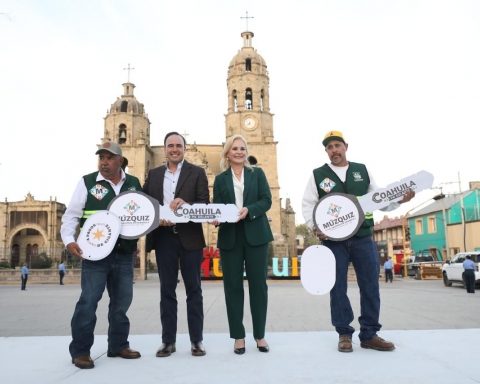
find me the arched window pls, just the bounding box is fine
[26,244,32,264]
[232,90,238,112]
[119,124,127,144]
[120,101,128,112]
[245,88,253,110]
[11,244,20,267]
[245,58,252,71]
[260,89,265,111]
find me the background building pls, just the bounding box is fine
[374,184,480,273]
[409,188,480,259]
[0,194,66,267]
[101,30,297,276]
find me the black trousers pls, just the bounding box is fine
[385,269,393,282]
[21,275,28,290]
[154,229,204,343]
[464,270,476,293]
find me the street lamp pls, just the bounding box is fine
[433,193,450,259]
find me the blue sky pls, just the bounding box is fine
[1,0,479,223]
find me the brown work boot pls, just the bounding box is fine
[72,355,94,369]
[338,335,353,352]
[360,336,395,351]
[107,347,141,359]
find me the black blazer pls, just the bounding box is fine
[213,166,274,250]
[143,161,210,251]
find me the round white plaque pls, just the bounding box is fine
[313,193,365,241]
[77,210,121,261]
[108,191,160,239]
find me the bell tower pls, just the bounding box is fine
[101,78,154,279]
[225,31,274,143]
[102,81,152,185]
[225,30,284,247]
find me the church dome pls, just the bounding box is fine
[228,31,268,76]
[109,82,145,114]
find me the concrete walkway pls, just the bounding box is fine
[1,278,479,383]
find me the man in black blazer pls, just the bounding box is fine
[143,132,209,357]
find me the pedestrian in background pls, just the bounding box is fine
[58,261,66,285]
[20,263,29,291]
[384,257,393,283]
[463,255,476,293]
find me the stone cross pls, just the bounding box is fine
[240,11,254,31]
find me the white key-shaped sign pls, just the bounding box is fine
[304,170,434,295]
[357,170,434,213]
[313,170,434,241]
[159,203,239,223]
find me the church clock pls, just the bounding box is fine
[243,116,257,130]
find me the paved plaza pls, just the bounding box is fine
[1,277,479,383]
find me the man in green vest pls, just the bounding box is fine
[302,130,414,353]
[61,142,142,369]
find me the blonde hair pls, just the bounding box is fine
[219,134,253,171]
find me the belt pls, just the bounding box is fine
[160,225,178,235]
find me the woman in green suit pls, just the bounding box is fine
[212,134,274,354]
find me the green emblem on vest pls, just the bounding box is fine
[352,172,364,181]
[319,177,336,193]
[89,184,109,200]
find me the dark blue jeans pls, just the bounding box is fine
[323,235,381,341]
[69,250,134,358]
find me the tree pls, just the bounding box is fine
[30,252,53,269]
[296,224,320,249]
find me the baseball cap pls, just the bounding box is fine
[95,142,122,156]
[322,130,346,147]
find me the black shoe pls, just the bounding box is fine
[256,339,270,353]
[156,343,176,357]
[191,342,206,356]
[234,339,245,355]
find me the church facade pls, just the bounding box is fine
[102,30,296,273]
[0,193,66,266]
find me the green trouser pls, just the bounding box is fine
[220,223,269,340]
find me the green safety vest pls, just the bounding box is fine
[313,162,373,237]
[81,171,142,254]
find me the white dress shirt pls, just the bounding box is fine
[232,169,244,210]
[163,161,183,206]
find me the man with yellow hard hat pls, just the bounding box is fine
[302,130,414,353]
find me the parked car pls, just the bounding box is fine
[404,255,435,277]
[442,252,480,287]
